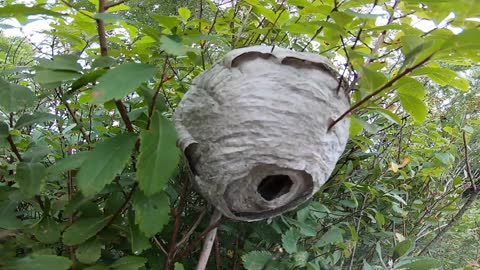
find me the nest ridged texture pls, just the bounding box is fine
[174,46,350,221]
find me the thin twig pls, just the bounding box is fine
[418,134,479,255]
[153,236,169,256]
[176,208,207,248]
[7,135,23,162]
[105,0,129,9]
[328,53,434,130]
[462,131,476,192]
[196,209,222,270]
[95,0,135,133]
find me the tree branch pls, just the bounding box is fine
[96,0,134,133]
[196,209,222,270]
[328,53,434,130]
[418,133,479,255]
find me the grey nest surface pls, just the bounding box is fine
[174,45,350,221]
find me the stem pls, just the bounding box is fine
[96,0,134,133]
[196,209,222,270]
[328,53,434,130]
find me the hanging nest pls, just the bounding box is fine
[174,46,350,221]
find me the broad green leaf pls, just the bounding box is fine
[0,121,9,138]
[63,216,111,245]
[76,238,102,264]
[129,223,151,255]
[282,229,299,254]
[396,77,426,99]
[174,263,185,270]
[0,200,21,229]
[16,162,46,197]
[2,255,71,270]
[137,111,179,195]
[34,70,81,85]
[349,116,363,136]
[316,226,343,247]
[373,108,402,125]
[92,63,158,104]
[0,4,63,18]
[33,217,61,244]
[292,251,309,268]
[111,256,147,270]
[70,69,108,92]
[77,133,137,197]
[398,94,427,123]
[92,56,116,69]
[393,239,414,261]
[15,112,60,129]
[412,67,469,92]
[133,191,170,237]
[394,257,439,270]
[0,78,36,112]
[159,35,186,56]
[178,7,191,21]
[242,251,273,270]
[37,54,82,72]
[360,67,388,92]
[151,15,180,30]
[47,152,89,176]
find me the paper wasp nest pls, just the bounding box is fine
[174,46,350,221]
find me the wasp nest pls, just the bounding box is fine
[174,46,350,221]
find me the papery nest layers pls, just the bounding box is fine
[174,46,350,221]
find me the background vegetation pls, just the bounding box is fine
[0,0,478,269]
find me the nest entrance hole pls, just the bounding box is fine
[257,174,293,201]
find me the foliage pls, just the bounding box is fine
[0,0,479,269]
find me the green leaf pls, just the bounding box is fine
[0,79,36,113]
[174,263,185,270]
[92,63,158,104]
[316,226,343,247]
[47,152,89,176]
[398,94,428,123]
[37,54,82,72]
[282,229,299,254]
[159,35,186,56]
[76,238,102,264]
[396,77,426,99]
[129,223,151,255]
[395,257,439,270]
[111,256,147,270]
[0,4,63,18]
[360,67,388,92]
[34,70,81,85]
[0,200,21,229]
[373,108,402,125]
[393,239,414,261]
[133,191,170,237]
[15,112,60,129]
[2,255,71,270]
[137,111,179,195]
[70,69,108,92]
[63,216,111,245]
[33,217,61,244]
[178,7,191,21]
[242,251,273,270]
[151,15,180,30]
[412,67,469,92]
[0,121,9,138]
[92,56,117,69]
[16,162,46,197]
[77,133,137,197]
